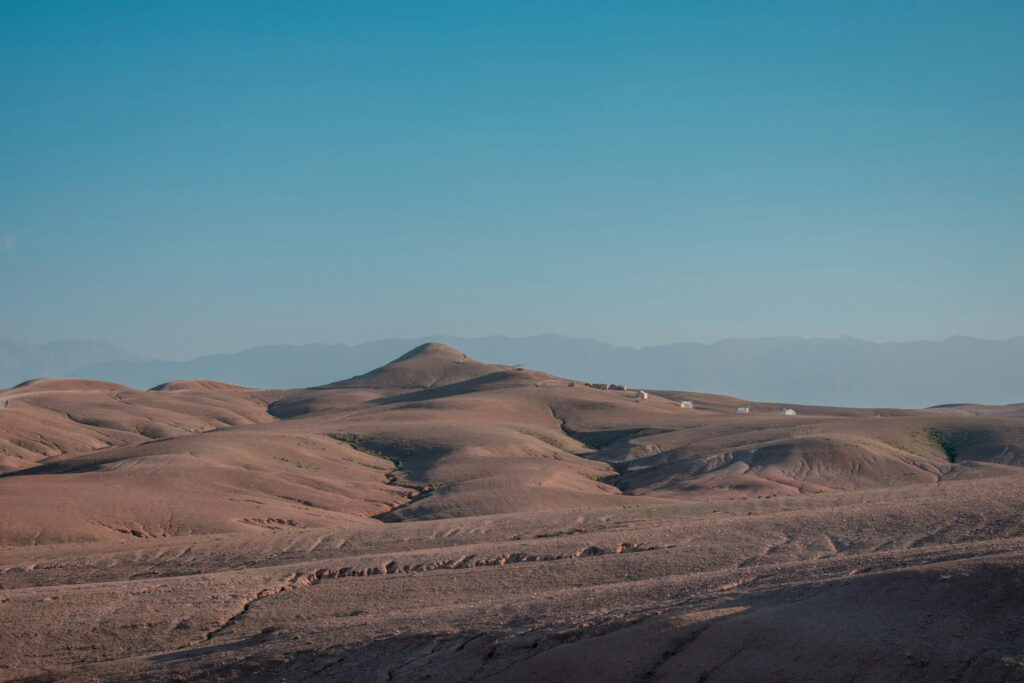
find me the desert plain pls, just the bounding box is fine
[0,343,1022,681]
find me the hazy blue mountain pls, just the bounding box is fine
[0,339,149,389]
[56,334,1024,409]
[68,340,422,392]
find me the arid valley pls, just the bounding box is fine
[1,343,1022,681]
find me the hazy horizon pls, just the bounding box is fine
[7,330,1024,363]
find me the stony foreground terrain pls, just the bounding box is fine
[1,344,1022,681]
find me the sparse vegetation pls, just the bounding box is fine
[520,429,580,454]
[928,429,959,463]
[329,432,414,483]
[275,456,320,470]
[330,433,399,466]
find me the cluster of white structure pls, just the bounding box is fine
[735,406,796,416]
[679,400,693,409]
[635,391,649,402]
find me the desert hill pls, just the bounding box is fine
[1,343,1023,680]
[0,377,277,473]
[326,342,505,390]
[2,343,1023,543]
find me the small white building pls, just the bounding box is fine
[736,406,750,414]
[680,400,693,409]
[635,390,649,402]
[780,408,797,416]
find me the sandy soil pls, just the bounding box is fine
[1,343,1022,681]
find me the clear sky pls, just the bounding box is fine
[2,1,1022,359]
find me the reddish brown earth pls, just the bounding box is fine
[1,343,1022,681]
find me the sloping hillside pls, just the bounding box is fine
[3,344,1023,547]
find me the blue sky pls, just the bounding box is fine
[1,1,1022,359]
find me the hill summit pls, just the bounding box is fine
[392,342,466,362]
[326,342,498,390]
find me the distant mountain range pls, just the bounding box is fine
[2,335,1023,408]
[0,339,150,389]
